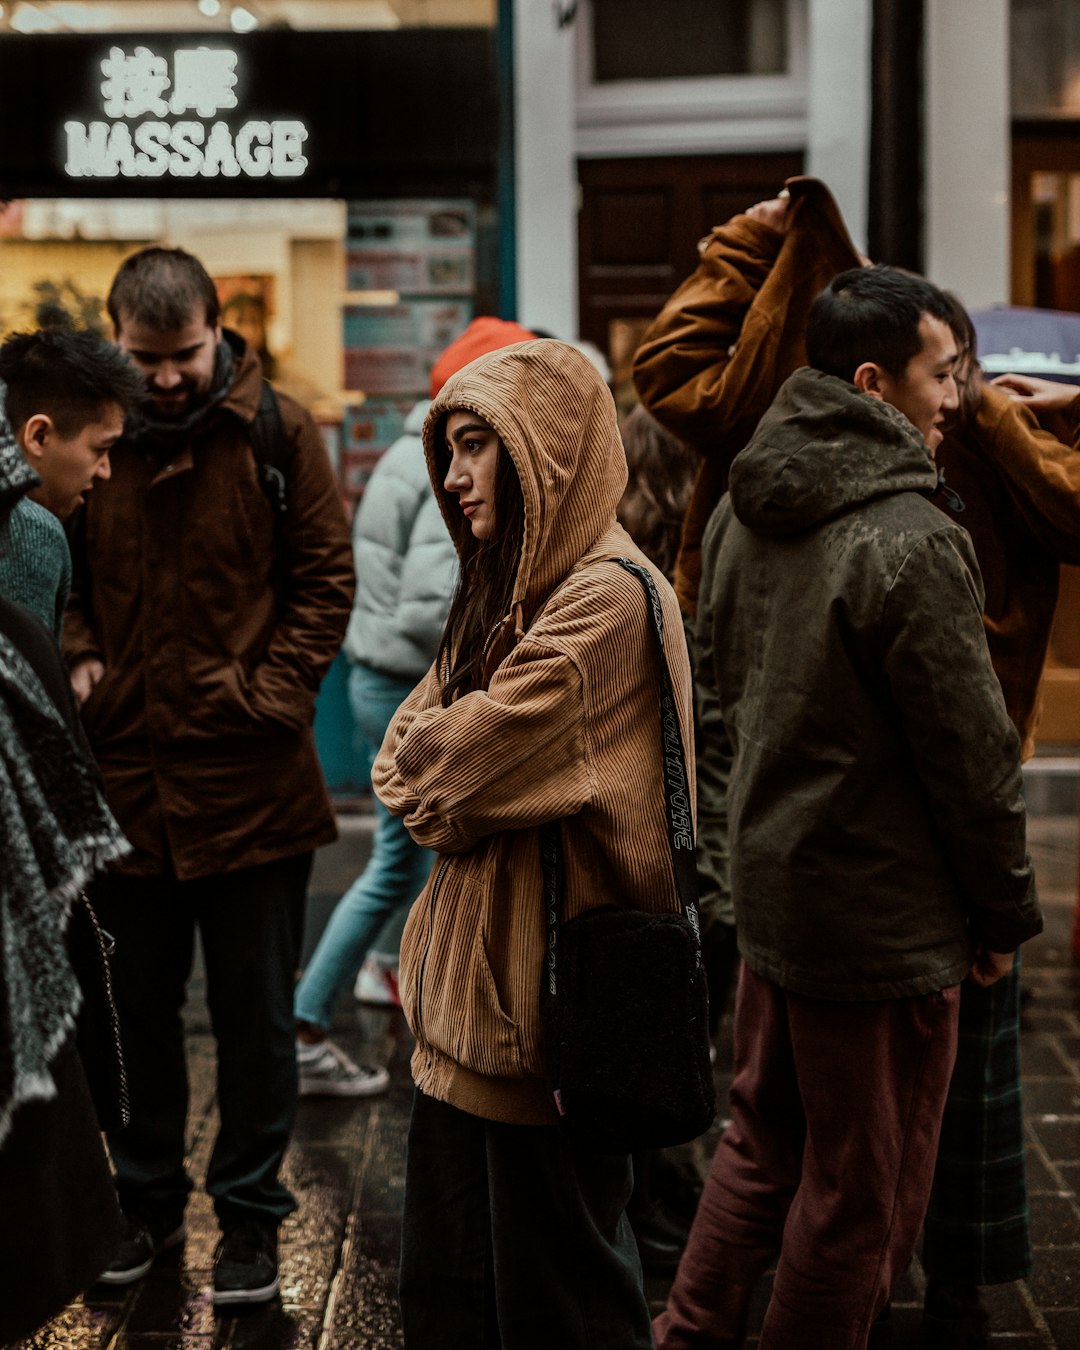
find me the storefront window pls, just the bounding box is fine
[0,0,495,33]
[591,0,788,81]
[1012,0,1080,115]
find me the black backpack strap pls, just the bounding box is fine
[249,379,289,519]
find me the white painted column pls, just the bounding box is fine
[925,0,1010,305]
[512,0,579,339]
[805,0,872,252]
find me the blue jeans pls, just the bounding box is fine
[294,662,434,1031]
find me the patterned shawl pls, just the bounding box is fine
[0,381,130,1146]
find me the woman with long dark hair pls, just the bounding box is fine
[373,339,696,1348]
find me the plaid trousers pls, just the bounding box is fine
[921,955,1031,1285]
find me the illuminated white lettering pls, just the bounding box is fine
[64,120,108,176]
[170,48,238,116]
[101,45,170,118]
[63,117,310,180]
[106,122,138,176]
[202,120,241,177]
[169,121,205,176]
[235,120,271,175]
[132,121,171,176]
[271,120,308,177]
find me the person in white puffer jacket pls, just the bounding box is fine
[294,318,535,1096]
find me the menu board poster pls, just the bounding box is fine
[343,299,472,396]
[340,447,386,502]
[343,300,472,349]
[346,198,476,298]
[342,398,417,455]
[344,347,441,397]
[346,247,473,296]
[346,199,476,247]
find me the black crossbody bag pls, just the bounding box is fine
[539,558,715,1154]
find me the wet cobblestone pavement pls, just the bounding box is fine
[15,813,1080,1349]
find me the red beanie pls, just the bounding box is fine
[429,316,535,397]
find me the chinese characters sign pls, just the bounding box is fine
[65,44,309,180]
[0,29,497,199]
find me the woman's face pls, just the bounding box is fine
[443,410,501,541]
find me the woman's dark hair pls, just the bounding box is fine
[939,288,983,422]
[616,404,696,584]
[805,264,955,383]
[435,429,526,706]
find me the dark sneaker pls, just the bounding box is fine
[923,1280,990,1349]
[97,1214,186,1285]
[213,1219,279,1307]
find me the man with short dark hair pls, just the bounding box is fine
[64,246,354,1307]
[0,327,143,638]
[652,265,1043,1349]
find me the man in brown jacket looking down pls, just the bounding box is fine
[64,247,354,1307]
[634,180,1080,1345]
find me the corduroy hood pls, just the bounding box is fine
[377,338,696,1125]
[729,366,939,537]
[423,338,627,631]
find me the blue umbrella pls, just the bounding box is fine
[970,305,1080,385]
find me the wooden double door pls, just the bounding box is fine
[576,150,803,406]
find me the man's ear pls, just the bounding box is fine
[853,361,887,401]
[19,412,53,461]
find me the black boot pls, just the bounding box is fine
[628,1151,690,1273]
[867,1300,894,1350]
[923,1279,990,1349]
[701,920,739,1039]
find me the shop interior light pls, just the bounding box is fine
[36,2,115,25]
[198,0,222,15]
[229,4,258,31]
[345,290,402,306]
[10,2,63,32]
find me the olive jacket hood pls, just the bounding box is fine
[373,340,696,1125]
[698,369,1041,999]
[728,367,940,537]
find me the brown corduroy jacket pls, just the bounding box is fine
[634,176,1080,755]
[935,387,1080,754]
[63,337,354,879]
[633,176,862,615]
[373,340,695,1126]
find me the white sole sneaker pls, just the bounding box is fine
[298,1063,390,1098]
[353,958,401,1008]
[296,1039,391,1098]
[212,1273,280,1306]
[96,1222,186,1286]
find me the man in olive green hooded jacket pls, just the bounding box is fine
[653,266,1042,1350]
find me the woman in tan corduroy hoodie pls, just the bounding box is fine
[373,338,695,1349]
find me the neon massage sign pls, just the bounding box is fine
[64,45,309,180]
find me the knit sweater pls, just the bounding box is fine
[373,339,695,1126]
[0,496,71,641]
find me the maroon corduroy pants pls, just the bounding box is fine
[654,963,960,1350]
